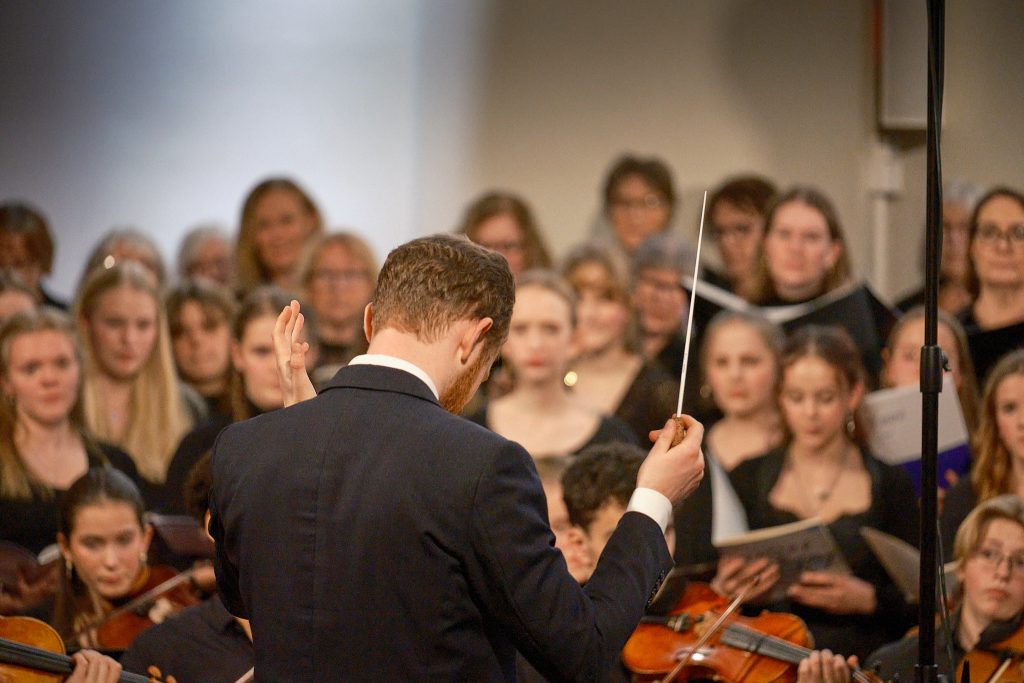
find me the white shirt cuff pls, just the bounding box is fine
[626,487,673,533]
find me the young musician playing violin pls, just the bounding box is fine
[121,453,254,683]
[798,495,1024,683]
[52,467,196,650]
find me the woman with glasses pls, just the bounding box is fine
[799,495,1024,683]
[941,349,1024,559]
[703,175,777,303]
[298,232,378,387]
[593,155,677,261]
[456,191,552,281]
[959,187,1024,382]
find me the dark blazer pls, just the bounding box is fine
[210,363,672,682]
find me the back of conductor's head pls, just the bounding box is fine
[372,234,516,356]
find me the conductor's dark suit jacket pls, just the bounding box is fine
[209,364,672,681]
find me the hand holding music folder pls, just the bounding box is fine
[714,518,852,604]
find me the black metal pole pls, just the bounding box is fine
[917,1,945,682]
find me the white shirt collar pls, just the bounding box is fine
[346,354,440,400]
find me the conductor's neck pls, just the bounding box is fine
[366,329,454,396]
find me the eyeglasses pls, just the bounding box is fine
[636,275,685,297]
[972,546,1024,575]
[311,269,369,286]
[610,194,666,212]
[976,224,1024,247]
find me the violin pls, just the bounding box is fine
[72,566,201,650]
[0,614,161,682]
[959,624,1024,683]
[622,581,882,683]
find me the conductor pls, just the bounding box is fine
[209,234,705,681]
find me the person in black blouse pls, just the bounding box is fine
[0,308,138,615]
[728,325,917,661]
[562,241,678,445]
[163,287,316,514]
[467,270,636,457]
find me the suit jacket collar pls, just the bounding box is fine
[321,364,440,406]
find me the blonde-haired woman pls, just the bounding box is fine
[0,308,138,614]
[941,349,1024,558]
[74,262,198,508]
[235,177,323,293]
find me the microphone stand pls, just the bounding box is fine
[917,2,946,683]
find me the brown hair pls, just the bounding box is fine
[372,234,514,356]
[0,308,101,500]
[0,202,55,274]
[457,191,553,271]
[235,177,323,292]
[778,325,868,447]
[602,155,677,219]
[970,349,1024,503]
[707,175,778,219]
[965,187,1024,299]
[755,187,852,304]
[563,442,646,531]
[881,306,980,431]
[228,286,309,421]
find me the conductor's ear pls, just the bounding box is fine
[363,303,374,343]
[459,317,494,364]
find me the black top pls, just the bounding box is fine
[958,306,1024,386]
[603,361,678,446]
[120,595,253,683]
[466,403,638,457]
[209,364,672,681]
[160,414,233,514]
[728,446,918,661]
[650,328,718,426]
[0,443,139,555]
[939,477,979,562]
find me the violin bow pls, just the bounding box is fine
[657,573,755,683]
[70,568,197,643]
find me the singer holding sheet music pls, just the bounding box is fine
[728,325,917,661]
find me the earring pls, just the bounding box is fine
[700,384,712,400]
[64,556,73,575]
[846,412,856,435]
[140,551,148,565]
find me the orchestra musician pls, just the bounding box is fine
[52,467,195,650]
[209,234,705,680]
[799,495,1024,683]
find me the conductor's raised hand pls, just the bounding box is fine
[273,300,317,407]
[637,415,705,505]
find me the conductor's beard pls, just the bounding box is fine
[440,350,491,414]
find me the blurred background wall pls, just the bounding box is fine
[1,0,1021,300]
